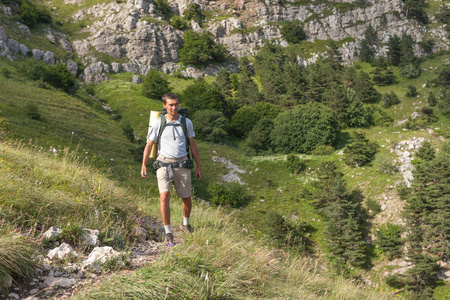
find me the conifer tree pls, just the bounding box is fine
[403,142,450,296]
[344,131,378,166]
[428,91,437,107]
[345,88,370,128]
[142,69,171,99]
[283,55,306,104]
[352,71,380,103]
[216,68,232,98]
[387,35,402,66]
[313,162,368,268]
[415,141,435,161]
[236,57,261,105]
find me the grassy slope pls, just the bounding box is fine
[0,61,393,300]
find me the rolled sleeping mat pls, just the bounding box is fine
[148,111,161,158]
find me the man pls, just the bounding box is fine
[141,93,202,245]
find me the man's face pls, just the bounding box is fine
[163,98,179,117]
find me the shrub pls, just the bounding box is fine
[181,79,229,115]
[264,211,309,248]
[183,3,204,23]
[427,91,436,107]
[280,19,306,44]
[381,90,400,108]
[25,102,42,120]
[44,63,77,93]
[375,223,404,259]
[191,110,228,143]
[271,103,340,154]
[366,198,382,215]
[405,84,419,97]
[170,15,188,30]
[1,67,11,78]
[179,30,228,65]
[142,69,171,99]
[208,182,247,208]
[243,118,274,155]
[312,145,335,156]
[122,123,135,142]
[400,63,420,79]
[229,102,279,138]
[415,141,435,161]
[367,106,393,127]
[286,154,306,174]
[374,153,397,174]
[344,131,378,166]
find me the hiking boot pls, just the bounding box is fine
[164,232,174,245]
[180,224,192,234]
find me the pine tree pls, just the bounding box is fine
[236,57,261,105]
[402,0,429,24]
[359,38,374,62]
[403,143,450,296]
[352,71,380,103]
[283,55,306,104]
[345,88,370,128]
[415,141,435,161]
[344,131,378,166]
[428,91,437,107]
[314,162,368,268]
[216,68,232,98]
[387,35,402,66]
[325,39,343,71]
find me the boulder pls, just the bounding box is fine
[43,226,61,239]
[82,228,100,246]
[66,59,78,76]
[130,74,143,84]
[42,276,76,289]
[131,226,147,242]
[42,51,55,64]
[32,49,44,60]
[82,246,121,269]
[47,242,78,260]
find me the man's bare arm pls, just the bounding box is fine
[188,137,202,179]
[141,140,155,178]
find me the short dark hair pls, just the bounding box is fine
[162,93,178,104]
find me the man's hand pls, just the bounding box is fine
[196,167,202,179]
[141,166,148,178]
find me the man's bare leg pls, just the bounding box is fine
[182,197,192,218]
[160,191,171,226]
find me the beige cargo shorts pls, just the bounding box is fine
[156,155,192,198]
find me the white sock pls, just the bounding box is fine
[164,225,172,233]
[183,217,189,226]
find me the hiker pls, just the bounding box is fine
[141,93,202,245]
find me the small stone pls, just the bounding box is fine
[29,288,39,295]
[64,266,77,273]
[54,271,64,277]
[7,293,19,299]
[41,264,52,272]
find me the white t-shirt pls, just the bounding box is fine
[147,115,195,159]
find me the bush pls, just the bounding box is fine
[312,145,335,156]
[366,198,382,215]
[375,223,404,259]
[374,153,397,174]
[179,30,228,65]
[286,154,306,174]
[280,20,306,44]
[415,141,435,161]
[229,102,279,138]
[427,91,436,107]
[271,103,340,154]
[142,69,171,99]
[264,211,309,248]
[344,131,378,166]
[208,182,247,208]
[243,118,274,155]
[367,106,393,127]
[122,123,135,142]
[18,1,52,28]
[405,84,419,97]
[381,90,400,108]
[25,102,42,120]
[181,79,230,115]
[400,63,420,79]
[44,63,77,93]
[170,15,188,30]
[183,3,204,23]
[191,110,228,143]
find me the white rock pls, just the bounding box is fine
[82,246,120,268]
[7,293,19,299]
[82,228,100,246]
[47,242,78,260]
[43,226,61,239]
[42,276,76,288]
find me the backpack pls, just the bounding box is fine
[157,107,191,159]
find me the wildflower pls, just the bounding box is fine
[72,132,74,135]
[167,242,174,247]
[110,159,114,161]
